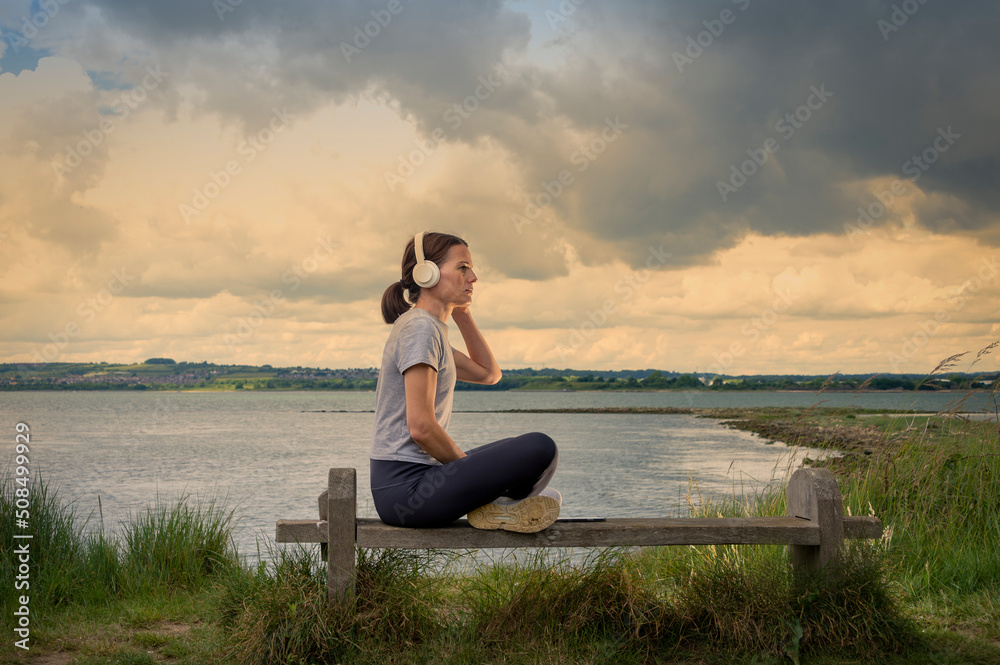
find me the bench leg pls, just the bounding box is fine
[326,468,357,603]
[787,467,844,585]
[318,489,328,562]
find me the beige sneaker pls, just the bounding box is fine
[466,489,561,533]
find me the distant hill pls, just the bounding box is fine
[1,361,995,392]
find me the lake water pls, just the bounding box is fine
[2,389,992,560]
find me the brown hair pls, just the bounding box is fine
[381,232,469,324]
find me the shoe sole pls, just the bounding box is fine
[466,495,561,533]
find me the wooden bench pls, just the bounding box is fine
[276,467,882,602]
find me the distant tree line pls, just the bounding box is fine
[1,361,995,392]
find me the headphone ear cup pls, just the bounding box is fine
[413,260,440,288]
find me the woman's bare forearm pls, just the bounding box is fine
[452,308,501,383]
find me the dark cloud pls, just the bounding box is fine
[75,0,1000,274]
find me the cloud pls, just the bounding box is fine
[62,0,998,280]
[2,1,998,371]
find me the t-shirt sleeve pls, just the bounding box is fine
[394,316,445,375]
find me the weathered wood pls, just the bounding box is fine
[787,467,844,583]
[318,490,328,520]
[277,519,327,543]
[327,469,357,603]
[357,517,821,548]
[317,490,329,561]
[274,467,883,602]
[276,515,882,548]
[843,515,882,540]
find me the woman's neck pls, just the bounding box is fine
[415,298,452,323]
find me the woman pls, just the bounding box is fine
[369,231,560,532]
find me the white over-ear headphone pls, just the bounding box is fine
[411,231,440,288]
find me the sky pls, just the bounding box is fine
[0,0,998,376]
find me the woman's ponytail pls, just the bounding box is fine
[380,280,412,324]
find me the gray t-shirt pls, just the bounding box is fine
[370,307,456,465]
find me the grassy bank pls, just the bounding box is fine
[3,401,999,663]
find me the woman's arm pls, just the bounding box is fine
[451,307,502,385]
[404,363,467,463]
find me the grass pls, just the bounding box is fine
[0,476,239,617]
[3,356,999,663]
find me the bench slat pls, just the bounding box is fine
[843,515,883,540]
[276,516,882,548]
[358,517,822,548]
[278,515,880,549]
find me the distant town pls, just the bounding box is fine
[1,358,996,392]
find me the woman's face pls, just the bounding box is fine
[431,244,477,307]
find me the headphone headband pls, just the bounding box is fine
[415,231,427,264]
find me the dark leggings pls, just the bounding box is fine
[370,432,558,528]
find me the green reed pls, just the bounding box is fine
[0,474,239,614]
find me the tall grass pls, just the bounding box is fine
[843,414,1000,595]
[838,357,1000,597]
[0,474,239,614]
[120,493,238,595]
[217,538,916,663]
[217,546,445,664]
